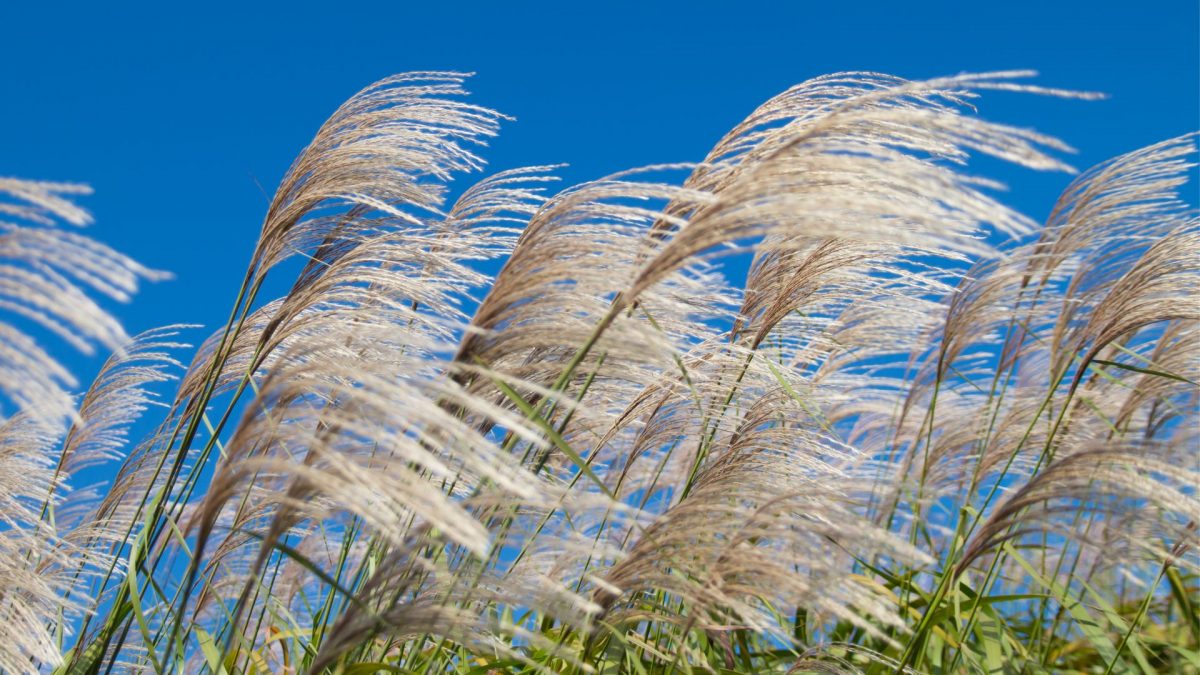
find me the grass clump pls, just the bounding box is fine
[0,71,1196,674]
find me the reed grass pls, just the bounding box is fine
[0,70,1196,674]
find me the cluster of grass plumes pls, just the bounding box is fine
[0,71,1197,674]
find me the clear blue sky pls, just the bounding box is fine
[2,0,1197,379]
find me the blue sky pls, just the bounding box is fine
[1,0,1197,381]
